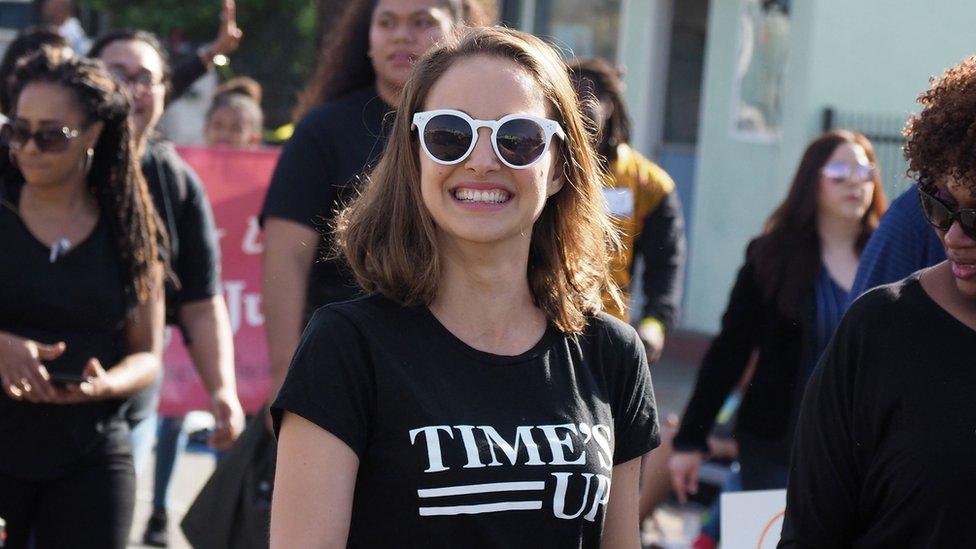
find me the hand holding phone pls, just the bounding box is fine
[49,373,94,388]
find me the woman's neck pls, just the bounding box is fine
[430,238,547,354]
[135,131,149,159]
[21,178,92,216]
[817,212,861,250]
[375,79,400,107]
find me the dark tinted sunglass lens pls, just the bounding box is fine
[920,191,953,230]
[34,128,70,152]
[959,210,976,239]
[496,118,546,167]
[423,114,472,162]
[7,124,32,149]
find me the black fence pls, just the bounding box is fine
[822,107,913,198]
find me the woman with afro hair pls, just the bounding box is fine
[780,56,976,547]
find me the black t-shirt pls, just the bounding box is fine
[0,180,129,479]
[143,139,222,320]
[260,87,393,317]
[124,140,223,424]
[780,274,976,548]
[272,295,660,547]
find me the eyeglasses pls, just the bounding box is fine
[821,162,877,183]
[0,121,82,153]
[108,69,161,96]
[919,187,976,240]
[412,109,565,169]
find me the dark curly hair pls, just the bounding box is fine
[567,57,631,163]
[0,25,69,115]
[292,0,469,122]
[904,55,976,197]
[3,46,167,309]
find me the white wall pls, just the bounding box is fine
[685,0,976,333]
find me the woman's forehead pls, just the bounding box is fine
[424,55,547,116]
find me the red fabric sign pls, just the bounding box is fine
[158,146,279,415]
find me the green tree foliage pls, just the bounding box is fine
[81,0,319,128]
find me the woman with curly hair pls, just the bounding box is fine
[0,48,165,548]
[780,56,976,547]
[269,26,659,547]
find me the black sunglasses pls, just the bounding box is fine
[918,187,976,240]
[1,121,83,153]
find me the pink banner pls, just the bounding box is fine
[158,146,279,416]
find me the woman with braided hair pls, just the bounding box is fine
[0,47,165,548]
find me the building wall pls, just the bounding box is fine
[684,0,976,333]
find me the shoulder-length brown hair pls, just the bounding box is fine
[335,26,622,333]
[751,130,887,318]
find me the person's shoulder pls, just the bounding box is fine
[297,87,380,130]
[312,293,411,332]
[146,138,179,161]
[843,274,922,333]
[583,312,642,352]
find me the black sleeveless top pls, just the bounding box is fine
[0,180,130,479]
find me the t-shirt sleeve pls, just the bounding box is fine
[271,306,375,458]
[260,111,338,229]
[778,308,862,547]
[609,322,661,465]
[174,163,222,302]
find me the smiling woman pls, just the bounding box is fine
[269,27,660,548]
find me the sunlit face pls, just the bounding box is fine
[817,142,876,222]
[934,178,976,300]
[369,0,456,95]
[98,39,165,141]
[418,55,564,248]
[12,82,101,188]
[204,104,259,148]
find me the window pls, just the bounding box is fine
[533,0,622,61]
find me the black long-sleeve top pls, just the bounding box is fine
[635,189,685,328]
[672,238,809,458]
[779,274,976,547]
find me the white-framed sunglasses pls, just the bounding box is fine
[411,109,566,169]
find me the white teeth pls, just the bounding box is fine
[454,188,511,203]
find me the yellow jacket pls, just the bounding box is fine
[602,143,676,321]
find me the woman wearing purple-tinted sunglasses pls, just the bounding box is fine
[668,130,887,525]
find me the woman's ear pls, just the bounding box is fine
[547,166,565,197]
[84,120,104,149]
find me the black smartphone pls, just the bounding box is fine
[49,373,92,388]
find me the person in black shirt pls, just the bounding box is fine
[780,55,976,548]
[0,48,165,549]
[90,29,245,545]
[260,0,468,418]
[270,27,660,547]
